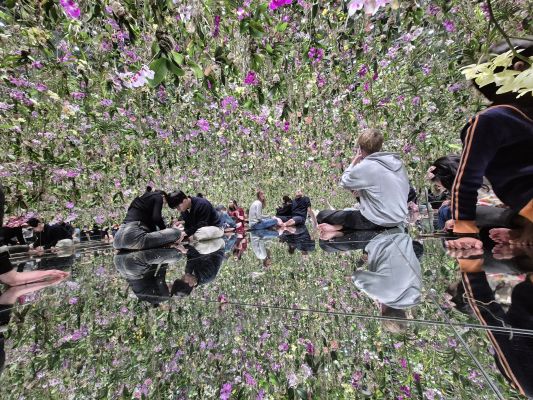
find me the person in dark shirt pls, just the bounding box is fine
[446,39,533,250]
[280,189,317,227]
[27,218,74,251]
[113,188,181,250]
[0,226,25,246]
[170,242,225,297]
[279,225,315,255]
[168,191,223,242]
[276,195,293,218]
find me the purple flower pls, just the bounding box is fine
[400,358,407,368]
[69,297,78,305]
[31,60,44,69]
[351,371,363,388]
[197,119,210,132]
[256,389,266,400]
[412,96,420,106]
[305,341,315,355]
[65,201,75,209]
[244,71,259,86]
[308,47,324,64]
[213,15,221,37]
[418,132,427,141]
[400,385,411,397]
[100,99,113,107]
[120,306,129,314]
[316,74,326,88]
[426,4,440,16]
[357,64,368,77]
[244,371,257,386]
[403,143,413,154]
[443,20,455,32]
[448,338,457,348]
[60,0,81,19]
[448,82,463,93]
[421,64,431,75]
[413,372,421,383]
[269,0,292,10]
[220,382,232,400]
[278,342,289,352]
[71,92,85,100]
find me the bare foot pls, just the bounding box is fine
[446,247,484,259]
[489,228,513,244]
[320,230,344,241]
[318,223,341,232]
[445,237,483,250]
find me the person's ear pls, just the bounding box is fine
[513,61,528,72]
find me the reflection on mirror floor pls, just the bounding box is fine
[0,224,531,399]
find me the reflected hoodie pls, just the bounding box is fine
[352,230,421,309]
[340,152,409,227]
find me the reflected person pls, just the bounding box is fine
[351,228,422,333]
[171,239,225,297]
[114,248,182,305]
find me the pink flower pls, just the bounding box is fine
[244,71,259,86]
[60,0,81,19]
[443,20,455,32]
[69,297,79,305]
[65,201,75,209]
[217,294,228,303]
[197,119,210,132]
[269,0,292,11]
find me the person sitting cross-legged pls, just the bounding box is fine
[248,190,283,231]
[169,191,224,242]
[317,128,409,233]
[279,189,318,228]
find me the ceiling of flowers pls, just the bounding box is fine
[0,0,530,223]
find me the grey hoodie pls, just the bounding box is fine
[340,152,409,227]
[352,229,421,309]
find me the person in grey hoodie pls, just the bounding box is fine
[317,128,409,232]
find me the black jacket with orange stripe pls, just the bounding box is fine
[451,105,533,234]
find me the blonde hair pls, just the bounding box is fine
[357,129,383,155]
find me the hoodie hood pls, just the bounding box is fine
[364,152,404,172]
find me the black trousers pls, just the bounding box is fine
[316,210,383,230]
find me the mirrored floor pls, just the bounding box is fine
[1,224,531,399]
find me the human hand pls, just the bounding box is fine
[444,219,455,231]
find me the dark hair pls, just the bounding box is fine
[429,155,460,191]
[232,199,239,207]
[27,217,41,228]
[282,195,292,204]
[473,38,533,109]
[171,279,194,297]
[146,186,153,192]
[166,191,188,209]
[196,192,204,198]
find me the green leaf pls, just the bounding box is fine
[168,60,185,77]
[275,22,288,32]
[188,61,204,79]
[148,57,168,87]
[170,51,184,65]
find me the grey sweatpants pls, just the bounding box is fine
[113,222,181,250]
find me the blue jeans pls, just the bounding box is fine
[250,218,278,230]
[219,213,236,229]
[438,205,452,230]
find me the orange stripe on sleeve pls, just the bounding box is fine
[519,199,533,223]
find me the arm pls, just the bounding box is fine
[152,195,166,230]
[0,268,69,286]
[339,162,372,191]
[451,113,503,235]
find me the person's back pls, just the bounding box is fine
[123,190,165,232]
[341,152,409,227]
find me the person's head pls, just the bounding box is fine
[170,273,198,297]
[256,190,265,204]
[473,39,533,106]
[426,155,460,192]
[228,203,236,212]
[381,305,408,333]
[295,189,303,198]
[145,185,153,192]
[27,217,44,232]
[166,191,190,212]
[357,128,383,156]
[282,195,292,204]
[232,199,239,208]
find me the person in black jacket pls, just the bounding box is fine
[170,240,225,297]
[446,39,533,250]
[276,195,293,218]
[113,187,181,250]
[27,218,74,252]
[168,191,223,242]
